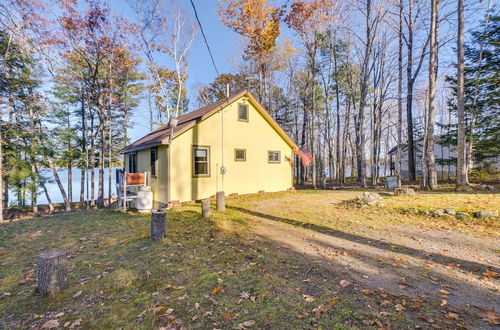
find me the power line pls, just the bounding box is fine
[189,0,220,77]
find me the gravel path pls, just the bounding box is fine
[237,193,500,328]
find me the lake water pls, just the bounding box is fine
[8,165,391,206]
[8,168,119,206]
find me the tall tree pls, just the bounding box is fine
[424,0,438,190]
[455,0,468,187]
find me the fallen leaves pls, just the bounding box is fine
[211,287,222,295]
[302,294,315,303]
[361,289,372,295]
[69,318,82,329]
[139,232,149,238]
[339,279,351,287]
[73,290,83,298]
[41,320,59,329]
[438,289,449,296]
[224,312,232,320]
[410,301,421,309]
[18,269,36,284]
[312,304,328,319]
[440,299,447,307]
[477,308,499,325]
[237,319,256,329]
[395,303,404,312]
[444,312,459,320]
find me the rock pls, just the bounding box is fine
[484,185,495,191]
[456,185,474,192]
[444,209,456,216]
[357,192,383,206]
[432,209,445,216]
[456,212,469,220]
[394,188,416,196]
[478,210,498,218]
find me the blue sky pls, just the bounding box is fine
[106,0,491,142]
[108,0,242,141]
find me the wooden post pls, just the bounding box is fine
[216,191,225,211]
[201,199,211,218]
[37,251,67,296]
[151,211,166,240]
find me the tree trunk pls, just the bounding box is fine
[108,77,113,207]
[406,0,417,181]
[424,0,438,190]
[356,0,373,188]
[456,0,468,187]
[38,166,54,213]
[90,112,96,207]
[396,0,403,187]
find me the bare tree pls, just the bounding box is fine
[424,0,438,190]
[456,0,468,187]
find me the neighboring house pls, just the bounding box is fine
[119,91,298,207]
[388,136,457,179]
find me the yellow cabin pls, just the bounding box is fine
[119,91,298,207]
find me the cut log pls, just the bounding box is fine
[37,251,67,296]
[151,211,166,241]
[201,199,211,218]
[216,191,225,211]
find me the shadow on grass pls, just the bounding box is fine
[227,205,499,274]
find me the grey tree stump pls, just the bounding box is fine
[201,199,211,218]
[151,211,166,241]
[37,251,67,296]
[216,191,225,211]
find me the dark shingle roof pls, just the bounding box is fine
[119,93,243,154]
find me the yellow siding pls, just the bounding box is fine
[169,98,293,202]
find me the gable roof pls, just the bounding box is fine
[119,91,298,154]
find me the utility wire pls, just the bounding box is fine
[189,0,220,77]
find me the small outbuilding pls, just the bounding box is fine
[119,91,298,207]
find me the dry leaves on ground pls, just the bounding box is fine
[477,308,499,325]
[41,320,59,329]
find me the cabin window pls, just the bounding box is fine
[238,104,248,121]
[150,147,158,176]
[235,149,246,161]
[268,151,281,163]
[193,146,210,176]
[128,152,137,173]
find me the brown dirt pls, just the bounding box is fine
[236,193,500,329]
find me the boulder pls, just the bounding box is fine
[478,210,498,218]
[357,192,383,206]
[394,188,416,196]
[432,209,445,216]
[444,209,456,216]
[456,212,469,220]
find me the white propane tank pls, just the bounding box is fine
[136,186,153,212]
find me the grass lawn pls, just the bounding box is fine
[0,190,498,329]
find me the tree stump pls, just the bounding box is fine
[216,191,225,211]
[37,251,67,296]
[201,199,211,218]
[151,211,166,241]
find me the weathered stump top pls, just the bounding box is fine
[38,251,66,259]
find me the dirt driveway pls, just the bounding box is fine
[231,192,500,328]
